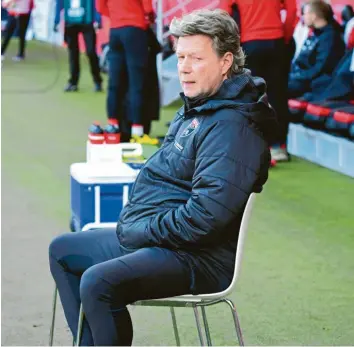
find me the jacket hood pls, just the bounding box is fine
[180,69,279,144]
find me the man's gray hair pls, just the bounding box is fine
[169,9,245,76]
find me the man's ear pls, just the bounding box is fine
[221,52,234,76]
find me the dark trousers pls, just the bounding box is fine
[49,228,192,346]
[107,26,148,124]
[1,13,31,57]
[243,38,290,145]
[64,24,102,85]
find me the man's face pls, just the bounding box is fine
[176,35,230,98]
[303,5,316,27]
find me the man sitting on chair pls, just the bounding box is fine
[49,9,277,346]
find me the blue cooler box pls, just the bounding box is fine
[70,162,139,232]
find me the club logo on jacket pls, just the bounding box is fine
[181,118,200,137]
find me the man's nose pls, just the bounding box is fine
[179,58,192,73]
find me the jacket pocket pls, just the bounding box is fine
[118,220,151,249]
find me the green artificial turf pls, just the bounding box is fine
[2,40,354,346]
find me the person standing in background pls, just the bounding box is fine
[54,0,103,92]
[232,0,297,162]
[97,0,158,144]
[1,0,34,61]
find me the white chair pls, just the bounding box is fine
[51,193,257,346]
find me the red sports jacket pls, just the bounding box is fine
[233,0,297,43]
[97,0,153,29]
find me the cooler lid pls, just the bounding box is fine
[70,162,138,184]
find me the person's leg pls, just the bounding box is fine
[17,13,31,58]
[266,39,290,147]
[243,40,283,147]
[65,25,80,88]
[121,27,149,134]
[82,24,103,88]
[243,39,290,160]
[80,246,195,346]
[284,38,296,78]
[242,40,266,80]
[1,15,17,56]
[49,228,125,345]
[106,28,127,122]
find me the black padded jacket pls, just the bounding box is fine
[117,70,278,293]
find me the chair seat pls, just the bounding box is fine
[134,297,203,307]
[134,291,230,307]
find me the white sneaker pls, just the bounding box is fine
[270,147,290,162]
[12,56,24,62]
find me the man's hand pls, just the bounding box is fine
[146,11,155,25]
[93,22,102,30]
[53,23,59,33]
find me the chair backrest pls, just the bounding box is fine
[198,192,257,300]
[232,193,257,287]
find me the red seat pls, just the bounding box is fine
[288,99,308,110]
[333,110,354,124]
[325,106,354,137]
[305,104,332,118]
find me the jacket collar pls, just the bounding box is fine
[178,70,261,117]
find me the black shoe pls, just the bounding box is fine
[94,83,103,92]
[64,83,78,92]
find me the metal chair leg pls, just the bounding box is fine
[75,304,84,346]
[49,286,58,346]
[224,299,244,346]
[170,307,181,346]
[201,306,212,346]
[193,305,205,346]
